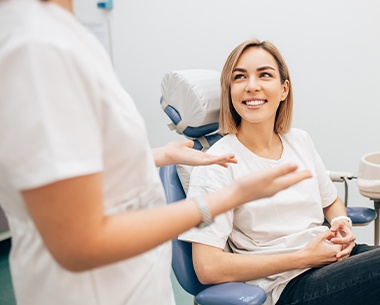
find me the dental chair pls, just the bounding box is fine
[158,69,377,305]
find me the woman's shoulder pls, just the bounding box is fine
[206,134,238,154]
[189,135,236,185]
[285,127,309,136]
[283,128,312,142]
[282,128,316,154]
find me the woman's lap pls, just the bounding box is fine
[276,244,380,305]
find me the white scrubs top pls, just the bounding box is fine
[0,0,175,304]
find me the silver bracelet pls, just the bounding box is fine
[193,196,214,228]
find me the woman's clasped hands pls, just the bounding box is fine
[330,220,356,261]
[303,222,356,268]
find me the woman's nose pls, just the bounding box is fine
[245,78,261,92]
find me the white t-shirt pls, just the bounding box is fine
[179,129,337,305]
[0,1,175,304]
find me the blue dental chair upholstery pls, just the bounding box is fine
[159,69,377,305]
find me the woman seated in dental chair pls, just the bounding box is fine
[179,39,380,305]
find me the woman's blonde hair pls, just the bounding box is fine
[219,39,293,135]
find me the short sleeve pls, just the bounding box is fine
[0,41,103,190]
[298,130,337,207]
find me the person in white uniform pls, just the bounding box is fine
[179,39,380,305]
[0,2,311,305]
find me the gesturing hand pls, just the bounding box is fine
[160,140,238,168]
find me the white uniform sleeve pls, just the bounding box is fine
[179,164,235,250]
[0,41,103,190]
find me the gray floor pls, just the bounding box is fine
[0,238,192,305]
[171,270,194,305]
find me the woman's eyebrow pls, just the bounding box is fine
[257,65,276,71]
[232,66,276,73]
[232,67,247,73]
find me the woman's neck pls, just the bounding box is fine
[236,123,283,160]
[50,0,73,13]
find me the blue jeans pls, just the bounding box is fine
[276,244,380,305]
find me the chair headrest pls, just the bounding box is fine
[160,69,222,149]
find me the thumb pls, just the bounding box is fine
[330,224,338,233]
[321,229,336,241]
[183,140,194,148]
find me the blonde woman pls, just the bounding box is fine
[180,39,380,305]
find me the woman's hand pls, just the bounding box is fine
[153,140,238,167]
[322,198,356,260]
[300,230,342,268]
[329,221,356,261]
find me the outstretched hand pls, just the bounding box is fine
[153,140,238,168]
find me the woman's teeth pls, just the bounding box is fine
[245,100,265,106]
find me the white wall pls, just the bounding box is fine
[74,0,380,244]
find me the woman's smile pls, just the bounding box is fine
[243,99,267,108]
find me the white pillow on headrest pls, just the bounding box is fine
[161,69,221,127]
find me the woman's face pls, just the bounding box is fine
[230,47,289,130]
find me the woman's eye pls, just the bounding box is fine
[233,74,245,80]
[260,72,271,78]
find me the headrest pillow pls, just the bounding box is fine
[160,69,221,129]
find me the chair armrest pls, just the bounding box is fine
[195,282,266,305]
[328,171,355,182]
[346,207,377,225]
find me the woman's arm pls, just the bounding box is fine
[192,229,341,285]
[323,196,347,223]
[22,164,310,272]
[152,140,237,168]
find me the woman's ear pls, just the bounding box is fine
[281,80,290,101]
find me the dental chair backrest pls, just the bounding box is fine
[160,69,223,295]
